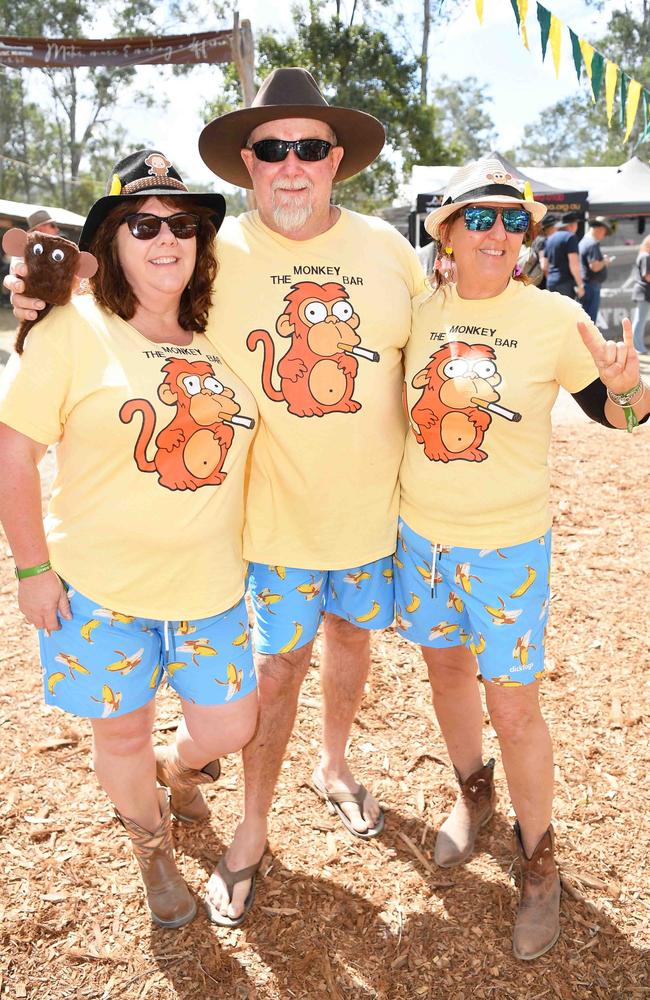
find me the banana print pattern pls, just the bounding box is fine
[39,588,255,718]
[394,518,551,686]
[247,554,395,655]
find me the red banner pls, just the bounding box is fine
[0,31,232,68]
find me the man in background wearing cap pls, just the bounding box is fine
[26,208,60,237]
[578,217,612,324]
[198,67,425,926]
[542,211,584,300]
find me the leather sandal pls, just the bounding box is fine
[311,769,385,840]
[204,851,266,928]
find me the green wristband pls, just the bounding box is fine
[15,560,52,580]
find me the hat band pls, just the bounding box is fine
[122,176,188,195]
[444,183,524,206]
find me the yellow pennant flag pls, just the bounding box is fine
[517,0,529,50]
[625,79,642,141]
[475,0,484,24]
[579,39,594,99]
[605,61,618,125]
[549,15,562,77]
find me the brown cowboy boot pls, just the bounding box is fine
[116,789,196,928]
[512,821,561,960]
[155,745,221,823]
[434,758,496,867]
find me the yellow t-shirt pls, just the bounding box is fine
[208,208,426,569]
[400,281,599,548]
[0,297,258,619]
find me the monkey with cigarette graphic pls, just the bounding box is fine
[247,280,379,417]
[410,340,520,463]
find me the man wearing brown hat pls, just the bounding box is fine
[198,67,425,926]
[26,208,60,237]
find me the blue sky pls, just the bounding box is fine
[119,0,614,195]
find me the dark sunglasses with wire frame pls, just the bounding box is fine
[124,212,201,240]
[463,205,531,234]
[249,138,333,163]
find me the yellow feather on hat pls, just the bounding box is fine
[108,174,122,196]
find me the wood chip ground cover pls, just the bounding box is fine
[0,389,648,999]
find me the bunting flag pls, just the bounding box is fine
[536,3,551,60]
[579,38,595,97]
[548,13,562,78]
[636,96,650,146]
[619,72,629,127]
[624,79,642,142]
[590,51,604,101]
[476,0,484,24]
[517,0,530,50]
[569,29,582,81]
[605,61,618,125]
[638,91,650,147]
[489,0,650,146]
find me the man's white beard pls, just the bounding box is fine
[271,177,314,232]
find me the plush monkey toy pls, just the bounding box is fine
[2,228,98,355]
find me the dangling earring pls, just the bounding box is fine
[434,242,456,282]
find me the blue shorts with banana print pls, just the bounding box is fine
[247,556,395,655]
[394,519,552,687]
[39,585,256,719]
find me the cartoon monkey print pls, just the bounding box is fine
[120,359,251,491]
[410,341,510,463]
[247,281,378,418]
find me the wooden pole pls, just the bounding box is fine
[232,12,257,208]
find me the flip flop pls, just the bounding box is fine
[311,769,385,840]
[204,852,265,928]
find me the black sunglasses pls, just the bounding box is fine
[124,212,201,240]
[463,205,531,234]
[250,138,333,163]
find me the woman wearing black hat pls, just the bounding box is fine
[396,157,648,961]
[0,151,259,928]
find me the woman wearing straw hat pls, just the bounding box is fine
[395,156,649,959]
[0,150,259,929]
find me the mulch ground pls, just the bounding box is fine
[0,390,649,1000]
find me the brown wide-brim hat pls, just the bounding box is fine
[198,67,386,189]
[80,149,226,251]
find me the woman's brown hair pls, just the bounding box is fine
[428,208,539,294]
[89,196,218,333]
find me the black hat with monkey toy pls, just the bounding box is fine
[79,149,226,251]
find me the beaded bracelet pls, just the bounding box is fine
[606,381,645,432]
[606,381,645,406]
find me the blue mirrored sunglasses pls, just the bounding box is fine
[463,205,531,233]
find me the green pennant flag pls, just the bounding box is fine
[569,28,582,80]
[510,0,521,26]
[537,3,551,60]
[619,72,629,127]
[636,91,650,147]
[590,51,604,101]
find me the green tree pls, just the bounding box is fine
[432,76,497,162]
[0,0,159,211]
[515,0,650,166]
